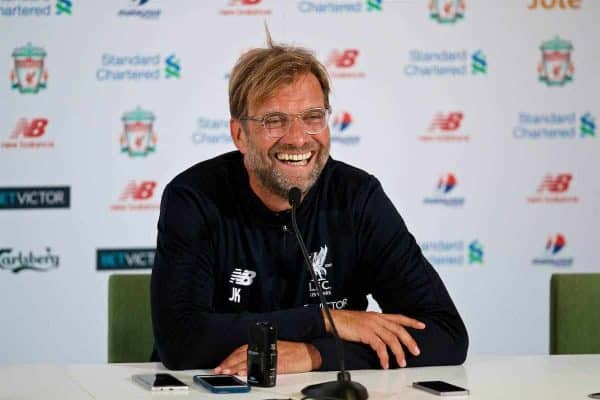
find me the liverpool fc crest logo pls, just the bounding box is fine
[10,43,48,94]
[308,245,333,298]
[311,245,329,281]
[538,36,574,87]
[429,0,465,24]
[120,107,157,157]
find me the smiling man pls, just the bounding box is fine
[233,71,330,212]
[151,38,468,374]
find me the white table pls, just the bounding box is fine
[1,355,599,399]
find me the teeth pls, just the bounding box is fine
[276,152,311,162]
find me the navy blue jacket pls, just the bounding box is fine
[151,151,468,370]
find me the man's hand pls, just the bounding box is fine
[324,309,426,369]
[214,340,322,376]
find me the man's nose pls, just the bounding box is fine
[280,116,307,146]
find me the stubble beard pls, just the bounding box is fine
[245,138,329,200]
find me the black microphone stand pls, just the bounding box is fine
[288,188,368,400]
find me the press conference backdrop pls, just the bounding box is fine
[1,0,598,364]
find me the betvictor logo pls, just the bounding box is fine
[96,248,155,270]
[0,186,70,209]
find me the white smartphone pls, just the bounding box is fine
[413,381,469,396]
[132,373,189,391]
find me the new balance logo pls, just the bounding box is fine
[537,174,572,193]
[119,181,157,201]
[326,49,359,68]
[527,173,578,204]
[229,268,256,286]
[429,112,463,132]
[11,118,49,138]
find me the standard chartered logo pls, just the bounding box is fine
[513,112,595,140]
[580,113,595,137]
[404,49,487,77]
[366,0,382,11]
[420,239,484,266]
[96,53,181,81]
[165,54,181,79]
[192,117,232,144]
[468,241,484,264]
[471,50,487,74]
[298,0,382,13]
[56,0,72,15]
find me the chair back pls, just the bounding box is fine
[108,274,153,362]
[550,273,600,354]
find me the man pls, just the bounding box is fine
[151,38,468,374]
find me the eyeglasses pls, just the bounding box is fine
[240,107,331,138]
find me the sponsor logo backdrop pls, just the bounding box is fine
[1,0,598,363]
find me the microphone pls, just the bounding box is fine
[288,187,301,208]
[287,187,368,400]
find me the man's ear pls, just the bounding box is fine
[230,118,247,154]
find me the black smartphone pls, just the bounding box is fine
[132,373,188,391]
[413,380,469,396]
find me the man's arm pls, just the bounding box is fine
[310,310,425,371]
[151,183,327,370]
[356,178,469,367]
[310,337,382,371]
[308,178,468,371]
[214,340,323,375]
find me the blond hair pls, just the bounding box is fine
[228,33,331,119]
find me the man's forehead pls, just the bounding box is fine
[248,73,325,114]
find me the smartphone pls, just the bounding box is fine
[193,374,251,394]
[413,381,469,396]
[132,373,188,391]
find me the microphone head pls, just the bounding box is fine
[288,187,302,207]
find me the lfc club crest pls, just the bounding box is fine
[120,107,157,157]
[10,43,48,94]
[538,36,574,87]
[308,245,333,298]
[430,0,465,24]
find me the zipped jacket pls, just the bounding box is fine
[151,151,468,370]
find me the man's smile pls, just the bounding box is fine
[274,150,315,167]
